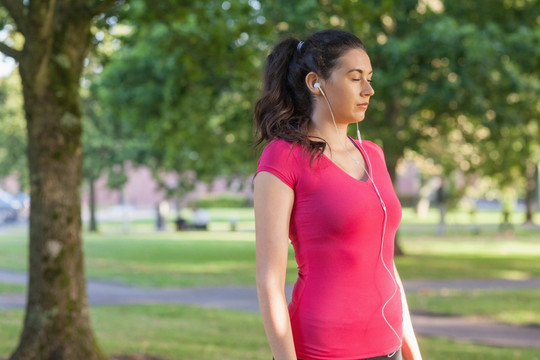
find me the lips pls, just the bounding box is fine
[357,103,369,109]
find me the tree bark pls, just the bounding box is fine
[386,151,405,256]
[89,177,98,232]
[524,161,536,225]
[8,2,109,359]
[436,177,447,237]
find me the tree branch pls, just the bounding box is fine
[0,0,28,35]
[0,41,21,61]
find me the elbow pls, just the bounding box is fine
[256,271,286,298]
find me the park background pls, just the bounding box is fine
[0,0,540,359]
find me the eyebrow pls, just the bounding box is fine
[347,69,373,75]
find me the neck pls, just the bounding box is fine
[309,108,352,152]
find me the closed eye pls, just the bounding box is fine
[351,78,372,83]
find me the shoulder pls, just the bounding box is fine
[362,140,384,157]
[349,139,385,158]
[262,138,295,153]
[259,138,303,163]
[353,139,387,165]
[257,139,302,189]
[257,139,304,189]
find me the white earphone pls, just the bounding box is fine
[315,80,363,143]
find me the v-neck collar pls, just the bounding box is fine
[320,136,372,183]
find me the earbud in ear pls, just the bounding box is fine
[314,82,327,97]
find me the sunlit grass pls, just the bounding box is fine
[418,336,540,360]
[0,305,269,360]
[395,236,540,280]
[395,254,540,280]
[2,227,540,331]
[1,209,540,359]
[408,289,540,326]
[1,306,539,360]
[83,233,261,286]
[401,235,540,256]
[0,305,540,360]
[0,283,25,293]
[1,224,540,286]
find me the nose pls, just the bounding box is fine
[361,81,374,97]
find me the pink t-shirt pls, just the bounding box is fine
[257,138,403,360]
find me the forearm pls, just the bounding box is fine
[257,285,297,360]
[400,302,422,360]
[394,264,422,360]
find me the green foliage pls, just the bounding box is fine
[192,194,251,208]
[81,82,145,189]
[95,0,269,184]
[2,0,539,212]
[0,71,27,188]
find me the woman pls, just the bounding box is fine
[253,29,422,360]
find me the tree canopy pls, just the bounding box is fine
[2,0,539,215]
[88,0,540,220]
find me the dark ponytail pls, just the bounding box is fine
[254,29,366,159]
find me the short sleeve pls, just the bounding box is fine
[363,140,386,165]
[256,139,299,189]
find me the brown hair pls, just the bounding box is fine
[254,29,366,159]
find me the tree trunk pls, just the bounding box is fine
[524,161,536,225]
[436,177,446,237]
[89,177,98,232]
[10,2,109,359]
[387,152,404,256]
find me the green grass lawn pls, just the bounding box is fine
[2,228,540,287]
[84,232,262,287]
[1,207,539,359]
[1,305,539,360]
[418,337,540,360]
[408,289,540,326]
[0,283,25,293]
[0,305,270,360]
[2,227,540,325]
[396,236,540,280]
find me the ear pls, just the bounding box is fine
[305,72,322,95]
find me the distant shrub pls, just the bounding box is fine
[193,194,251,208]
[399,195,418,207]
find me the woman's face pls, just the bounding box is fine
[320,48,374,124]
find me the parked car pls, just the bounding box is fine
[0,199,18,223]
[0,188,27,224]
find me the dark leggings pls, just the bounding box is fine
[274,349,402,360]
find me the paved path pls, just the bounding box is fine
[1,269,540,349]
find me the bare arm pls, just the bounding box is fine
[394,263,422,360]
[254,171,297,360]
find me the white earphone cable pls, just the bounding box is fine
[318,84,402,352]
